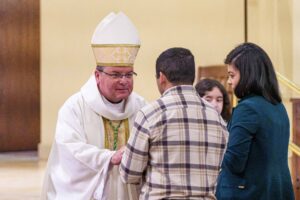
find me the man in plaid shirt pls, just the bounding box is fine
[120,47,228,199]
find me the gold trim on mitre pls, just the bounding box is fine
[91,44,140,47]
[92,44,140,67]
[96,62,135,67]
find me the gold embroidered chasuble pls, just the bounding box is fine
[102,117,129,150]
[41,75,147,200]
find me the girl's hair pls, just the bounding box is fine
[225,42,281,104]
[195,78,231,121]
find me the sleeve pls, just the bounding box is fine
[120,110,150,184]
[222,103,259,174]
[55,102,113,173]
[44,99,114,199]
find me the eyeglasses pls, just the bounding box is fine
[98,70,137,79]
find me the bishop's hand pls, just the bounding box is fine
[110,146,126,165]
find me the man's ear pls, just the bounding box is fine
[95,70,101,83]
[159,72,167,84]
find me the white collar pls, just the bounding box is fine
[101,95,125,113]
[80,75,140,120]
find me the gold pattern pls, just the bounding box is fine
[103,117,130,150]
[96,62,134,67]
[92,45,140,67]
[91,44,140,47]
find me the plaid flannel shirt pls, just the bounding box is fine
[120,85,228,200]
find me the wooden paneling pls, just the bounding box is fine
[291,98,300,199]
[0,0,40,151]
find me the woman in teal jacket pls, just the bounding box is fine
[216,43,294,200]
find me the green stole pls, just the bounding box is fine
[102,117,130,150]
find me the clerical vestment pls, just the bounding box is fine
[41,75,147,200]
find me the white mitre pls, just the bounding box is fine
[91,12,141,67]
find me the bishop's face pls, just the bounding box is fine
[95,66,135,103]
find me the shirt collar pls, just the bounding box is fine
[162,85,195,97]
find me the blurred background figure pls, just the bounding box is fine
[195,78,231,122]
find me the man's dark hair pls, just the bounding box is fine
[225,42,281,104]
[156,47,195,85]
[195,78,231,121]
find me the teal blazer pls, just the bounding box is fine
[216,95,294,200]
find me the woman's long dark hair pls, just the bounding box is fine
[225,43,281,104]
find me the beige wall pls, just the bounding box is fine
[248,0,293,81]
[40,0,244,158]
[40,0,297,159]
[247,0,294,103]
[293,0,300,87]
